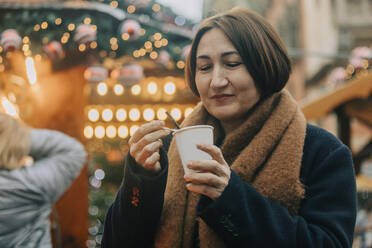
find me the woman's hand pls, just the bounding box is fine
[128,120,171,172]
[184,143,231,201]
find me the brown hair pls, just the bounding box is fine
[0,113,30,170]
[185,7,291,98]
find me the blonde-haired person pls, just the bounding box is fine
[102,7,356,247]
[0,113,86,247]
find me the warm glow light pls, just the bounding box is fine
[127,5,136,13]
[55,18,62,25]
[177,61,185,69]
[133,50,140,58]
[116,108,127,121]
[161,38,168,46]
[147,82,157,95]
[94,125,105,139]
[34,24,40,31]
[118,125,129,138]
[110,1,119,8]
[164,82,176,95]
[144,41,152,49]
[157,108,167,121]
[84,17,92,24]
[131,85,141,95]
[184,107,193,118]
[25,57,37,85]
[90,41,98,49]
[130,125,139,136]
[110,37,117,45]
[68,23,75,31]
[152,4,161,12]
[143,108,155,121]
[102,109,113,122]
[97,82,108,96]
[150,51,158,59]
[154,40,162,48]
[106,125,117,138]
[1,97,18,117]
[41,21,48,29]
[111,44,118,51]
[129,108,140,121]
[122,33,130,40]
[139,48,146,56]
[23,36,30,43]
[84,125,94,139]
[113,84,124,96]
[78,44,86,52]
[88,108,100,122]
[153,33,162,41]
[171,108,182,121]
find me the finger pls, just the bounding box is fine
[186,160,225,176]
[196,143,226,165]
[144,152,160,170]
[128,120,165,146]
[131,138,162,163]
[186,183,220,201]
[184,171,225,188]
[132,129,169,155]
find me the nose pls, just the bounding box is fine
[210,66,229,88]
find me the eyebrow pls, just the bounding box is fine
[196,51,240,59]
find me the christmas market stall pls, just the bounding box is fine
[0,1,198,247]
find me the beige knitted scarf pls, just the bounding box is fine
[154,90,307,248]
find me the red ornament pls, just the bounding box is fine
[84,66,108,83]
[111,63,144,86]
[73,24,97,44]
[0,29,22,52]
[120,20,141,40]
[43,41,65,61]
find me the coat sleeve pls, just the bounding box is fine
[101,147,168,248]
[198,143,357,247]
[21,129,86,203]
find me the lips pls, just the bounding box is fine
[211,94,234,99]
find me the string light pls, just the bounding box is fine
[34,24,40,31]
[144,41,152,49]
[143,108,155,121]
[88,108,100,122]
[41,21,48,29]
[116,108,127,121]
[79,44,87,52]
[90,41,98,49]
[110,1,119,8]
[110,37,117,45]
[55,18,62,25]
[129,125,139,136]
[111,44,118,51]
[106,125,117,138]
[113,84,124,96]
[129,108,141,121]
[127,5,136,13]
[84,17,92,25]
[154,40,162,48]
[102,109,113,122]
[133,50,140,58]
[177,61,185,69]
[161,38,168,46]
[147,82,157,95]
[97,82,108,96]
[171,108,182,121]
[157,108,167,120]
[84,125,94,139]
[164,82,176,95]
[94,125,105,139]
[118,125,129,138]
[68,23,75,31]
[150,51,158,59]
[139,48,146,56]
[153,33,162,41]
[131,85,141,95]
[121,33,130,40]
[152,4,161,12]
[23,36,30,43]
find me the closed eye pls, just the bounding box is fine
[199,65,212,71]
[226,62,241,67]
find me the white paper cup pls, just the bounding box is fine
[173,125,214,175]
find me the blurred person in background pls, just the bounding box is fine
[102,7,357,247]
[0,113,86,248]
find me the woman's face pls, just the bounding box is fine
[195,28,260,123]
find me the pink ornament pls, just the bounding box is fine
[111,63,144,86]
[350,46,372,68]
[84,66,108,83]
[0,29,22,52]
[120,20,141,40]
[43,41,65,61]
[73,24,97,44]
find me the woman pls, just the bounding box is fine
[0,113,86,247]
[102,7,356,247]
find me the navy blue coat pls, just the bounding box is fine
[102,124,357,247]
